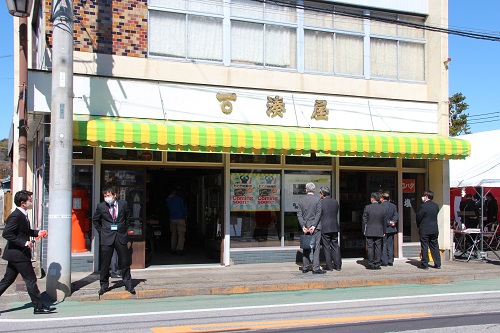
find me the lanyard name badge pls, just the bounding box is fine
[110,204,118,231]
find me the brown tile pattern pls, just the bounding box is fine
[45,0,148,57]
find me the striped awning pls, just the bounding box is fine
[73,115,471,159]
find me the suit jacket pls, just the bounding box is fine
[92,199,131,246]
[319,196,340,233]
[2,208,39,262]
[381,201,398,233]
[297,194,322,230]
[362,202,386,237]
[416,199,440,235]
[485,198,498,223]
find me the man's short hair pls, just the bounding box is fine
[305,182,316,192]
[371,192,381,202]
[102,186,116,195]
[465,193,473,199]
[320,186,330,196]
[424,190,434,200]
[14,190,33,207]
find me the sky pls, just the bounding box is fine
[0,2,499,140]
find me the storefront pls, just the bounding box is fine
[64,146,465,271]
[26,73,471,271]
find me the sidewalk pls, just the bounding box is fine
[2,254,500,304]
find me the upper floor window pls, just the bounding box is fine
[149,0,223,61]
[370,11,425,81]
[230,0,297,68]
[148,1,426,81]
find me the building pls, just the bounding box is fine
[10,0,469,272]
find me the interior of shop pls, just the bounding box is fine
[339,171,397,258]
[143,167,223,267]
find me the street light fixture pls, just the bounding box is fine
[5,0,33,17]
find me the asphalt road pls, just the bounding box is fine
[1,279,500,333]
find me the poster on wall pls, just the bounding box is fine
[230,173,280,211]
[284,174,331,212]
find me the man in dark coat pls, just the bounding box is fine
[319,186,341,271]
[380,192,398,267]
[362,192,386,270]
[485,193,498,225]
[459,193,479,229]
[93,186,135,295]
[297,182,324,274]
[416,190,441,270]
[0,190,54,314]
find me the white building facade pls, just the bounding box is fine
[10,0,469,271]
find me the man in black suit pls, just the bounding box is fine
[362,192,386,270]
[319,186,341,271]
[416,190,441,270]
[484,193,498,225]
[93,186,135,295]
[459,193,479,229]
[0,190,55,314]
[297,182,324,274]
[380,192,398,267]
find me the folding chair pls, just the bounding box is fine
[482,223,500,250]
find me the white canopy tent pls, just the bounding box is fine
[450,130,500,189]
[450,130,500,258]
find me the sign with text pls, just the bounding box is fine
[402,179,416,193]
[283,174,331,212]
[230,173,280,211]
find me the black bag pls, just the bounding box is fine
[300,233,315,250]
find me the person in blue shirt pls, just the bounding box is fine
[166,187,188,255]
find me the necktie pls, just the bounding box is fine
[111,205,116,221]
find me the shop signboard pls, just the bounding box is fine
[230,173,280,211]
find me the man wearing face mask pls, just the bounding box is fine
[93,186,135,295]
[0,190,54,314]
[416,190,441,270]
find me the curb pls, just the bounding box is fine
[74,275,455,302]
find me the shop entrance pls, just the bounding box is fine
[145,167,223,266]
[339,171,397,258]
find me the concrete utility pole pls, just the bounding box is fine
[46,0,74,301]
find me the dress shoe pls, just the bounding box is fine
[126,288,136,295]
[373,266,381,270]
[34,305,56,314]
[419,265,429,270]
[381,264,388,267]
[334,268,341,271]
[312,270,326,274]
[388,263,393,266]
[433,265,441,269]
[98,287,109,296]
[302,269,310,273]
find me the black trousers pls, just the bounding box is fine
[366,236,383,268]
[420,233,441,268]
[321,232,342,270]
[381,232,395,265]
[0,261,43,308]
[302,231,322,271]
[100,237,132,289]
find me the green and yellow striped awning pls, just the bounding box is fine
[73,115,471,159]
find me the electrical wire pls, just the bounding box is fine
[249,0,500,42]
